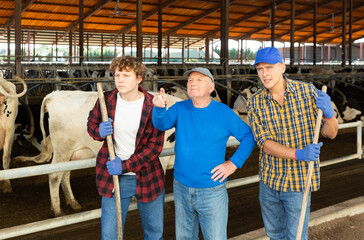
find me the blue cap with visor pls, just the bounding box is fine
[253,47,283,66]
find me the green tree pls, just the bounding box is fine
[214,46,257,60]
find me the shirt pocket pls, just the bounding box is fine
[292,111,311,148]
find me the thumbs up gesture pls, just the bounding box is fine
[153,88,167,108]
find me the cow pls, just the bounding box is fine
[233,87,258,125]
[0,75,28,193]
[13,90,182,216]
[342,105,361,122]
[331,99,361,123]
[331,101,344,124]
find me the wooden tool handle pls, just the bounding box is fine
[97,82,123,240]
[296,85,327,240]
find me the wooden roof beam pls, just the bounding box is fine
[237,0,335,39]
[311,16,364,44]
[186,0,287,47]
[103,0,178,46]
[295,2,364,43]
[4,0,36,28]
[202,0,289,39]
[162,0,238,36]
[51,0,111,46]
[276,2,359,41]
[65,0,112,33]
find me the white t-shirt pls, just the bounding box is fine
[114,93,144,175]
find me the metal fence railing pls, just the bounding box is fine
[0,121,362,239]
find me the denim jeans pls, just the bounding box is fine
[259,181,311,240]
[173,178,228,240]
[101,175,164,240]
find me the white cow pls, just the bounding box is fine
[342,105,361,122]
[233,88,256,125]
[331,101,344,124]
[0,75,27,193]
[13,90,181,216]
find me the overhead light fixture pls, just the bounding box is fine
[331,13,335,32]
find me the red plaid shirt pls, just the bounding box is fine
[87,87,165,202]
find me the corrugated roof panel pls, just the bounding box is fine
[0,0,360,46]
[22,12,78,22]
[28,2,79,15]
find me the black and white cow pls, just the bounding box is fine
[13,90,182,216]
[0,75,28,193]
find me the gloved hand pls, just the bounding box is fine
[316,90,334,119]
[295,142,323,162]
[106,156,122,175]
[99,118,113,138]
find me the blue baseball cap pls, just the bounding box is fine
[253,47,283,66]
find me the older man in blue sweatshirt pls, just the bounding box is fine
[152,67,256,240]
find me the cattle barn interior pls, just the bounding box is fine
[0,0,364,239]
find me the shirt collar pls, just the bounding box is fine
[263,75,296,100]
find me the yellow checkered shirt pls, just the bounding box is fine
[247,78,320,192]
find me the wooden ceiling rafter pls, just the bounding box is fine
[314,16,364,44]
[162,0,236,36]
[65,0,112,33]
[237,0,336,40]
[186,0,289,48]
[3,0,36,28]
[103,0,178,46]
[47,0,112,48]
[295,2,364,43]
[0,0,363,48]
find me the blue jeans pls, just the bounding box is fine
[101,175,164,240]
[259,181,311,240]
[173,178,228,240]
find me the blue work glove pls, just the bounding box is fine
[295,142,323,162]
[99,118,113,138]
[316,90,334,119]
[106,156,122,175]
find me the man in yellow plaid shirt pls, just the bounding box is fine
[247,47,338,240]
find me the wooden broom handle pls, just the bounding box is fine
[296,85,327,240]
[97,83,123,240]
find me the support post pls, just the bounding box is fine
[182,38,185,64]
[342,0,347,67]
[167,36,170,64]
[221,0,229,74]
[136,0,142,60]
[27,31,30,62]
[298,42,301,65]
[271,0,275,47]
[290,0,295,68]
[56,32,58,61]
[205,38,209,64]
[69,31,73,64]
[150,37,153,62]
[15,0,21,76]
[7,27,10,64]
[101,34,104,62]
[157,0,162,66]
[313,0,317,65]
[348,0,352,65]
[122,33,125,56]
[87,33,89,61]
[79,0,84,65]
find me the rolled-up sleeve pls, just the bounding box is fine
[247,100,273,149]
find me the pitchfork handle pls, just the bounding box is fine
[97,83,123,240]
[296,85,327,240]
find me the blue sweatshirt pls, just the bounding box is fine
[153,99,256,188]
